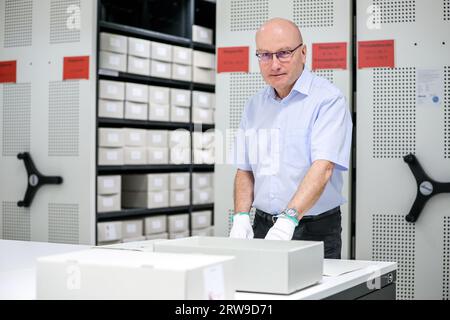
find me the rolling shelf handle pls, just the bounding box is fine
[17,152,63,208]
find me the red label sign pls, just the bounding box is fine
[0,60,17,83]
[358,40,395,69]
[63,56,90,80]
[217,46,249,73]
[312,42,347,70]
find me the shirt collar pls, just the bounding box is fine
[267,67,313,101]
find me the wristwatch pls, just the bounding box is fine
[281,208,300,226]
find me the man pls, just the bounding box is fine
[229,18,352,259]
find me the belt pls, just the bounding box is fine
[255,206,340,225]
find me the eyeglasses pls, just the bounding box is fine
[255,43,303,63]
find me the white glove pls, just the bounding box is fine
[229,213,254,239]
[264,216,296,240]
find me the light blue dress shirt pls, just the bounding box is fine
[234,67,353,216]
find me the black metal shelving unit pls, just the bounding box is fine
[96,0,216,239]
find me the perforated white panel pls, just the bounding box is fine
[445,66,449,158]
[293,0,334,28]
[372,214,416,300]
[313,69,335,84]
[445,0,450,21]
[444,216,450,300]
[50,0,81,44]
[3,0,33,48]
[2,83,31,156]
[230,0,269,31]
[48,81,80,157]
[2,201,30,241]
[48,203,79,244]
[372,0,416,24]
[373,67,416,158]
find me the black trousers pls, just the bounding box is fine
[253,207,342,259]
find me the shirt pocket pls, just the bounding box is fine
[283,128,310,169]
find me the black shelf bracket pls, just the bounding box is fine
[17,152,63,208]
[403,153,450,223]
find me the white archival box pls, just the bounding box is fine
[36,248,236,300]
[154,236,324,294]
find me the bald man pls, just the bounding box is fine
[229,18,352,259]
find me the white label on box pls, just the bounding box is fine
[131,150,142,160]
[177,66,187,76]
[178,51,187,60]
[156,63,167,73]
[198,216,207,224]
[109,55,120,66]
[175,220,184,229]
[200,191,208,201]
[176,177,185,186]
[132,105,142,114]
[151,220,162,230]
[176,107,185,116]
[105,224,117,240]
[199,30,208,39]
[155,108,164,117]
[106,102,118,113]
[157,47,167,56]
[130,132,141,142]
[199,95,208,105]
[155,91,164,101]
[110,38,120,48]
[199,109,208,119]
[132,88,142,97]
[154,193,163,203]
[176,94,186,104]
[107,85,118,95]
[203,264,225,300]
[199,177,207,187]
[152,135,162,143]
[134,59,144,68]
[108,133,119,143]
[103,178,114,189]
[154,178,163,187]
[103,197,113,207]
[106,151,118,161]
[154,150,163,159]
[135,43,145,53]
[126,224,137,234]
[175,193,185,201]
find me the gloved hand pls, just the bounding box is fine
[229,213,254,239]
[264,216,296,240]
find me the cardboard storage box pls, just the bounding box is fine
[147,147,169,164]
[127,56,150,76]
[169,130,190,148]
[193,132,214,149]
[124,101,148,121]
[98,99,124,119]
[97,194,121,213]
[191,210,212,230]
[99,80,125,101]
[122,191,169,209]
[170,105,190,123]
[154,237,324,294]
[98,147,124,166]
[193,173,213,189]
[148,103,169,122]
[150,60,171,79]
[124,147,147,165]
[149,86,170,105]
[192,106,213,124]
[146,233,169,240]
[97,240,122,246]
[121,236,147,243]
[167,214,189,233]
[170,89,191,107]
[97,221,123,242]
[124,129,147,147]
[193,187,213,204]
[170,147,191,164]
[192,25,213,45]
[122,174,169,192]
[191,227,214,237]
[147,130,168,148]
[121,220,144,239]
[172,46,192,65]
[99,128,124,147]
[98,239,165,251]
[169,231,190,239]
[144,215,167,235]
[193,91,212,108]
[151,42,172,62]
[100,32,128,54]
[97,175,121,195]
[125,83,148,103]
[36,248,235,299]
[171,64,192,82]
[193,51,215,69]
[99,51,127,72]
[193,148,215,164]
[193,66,215,85]
[128,37,151,58]
[169,189,190,207]
[169,173,190,190]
